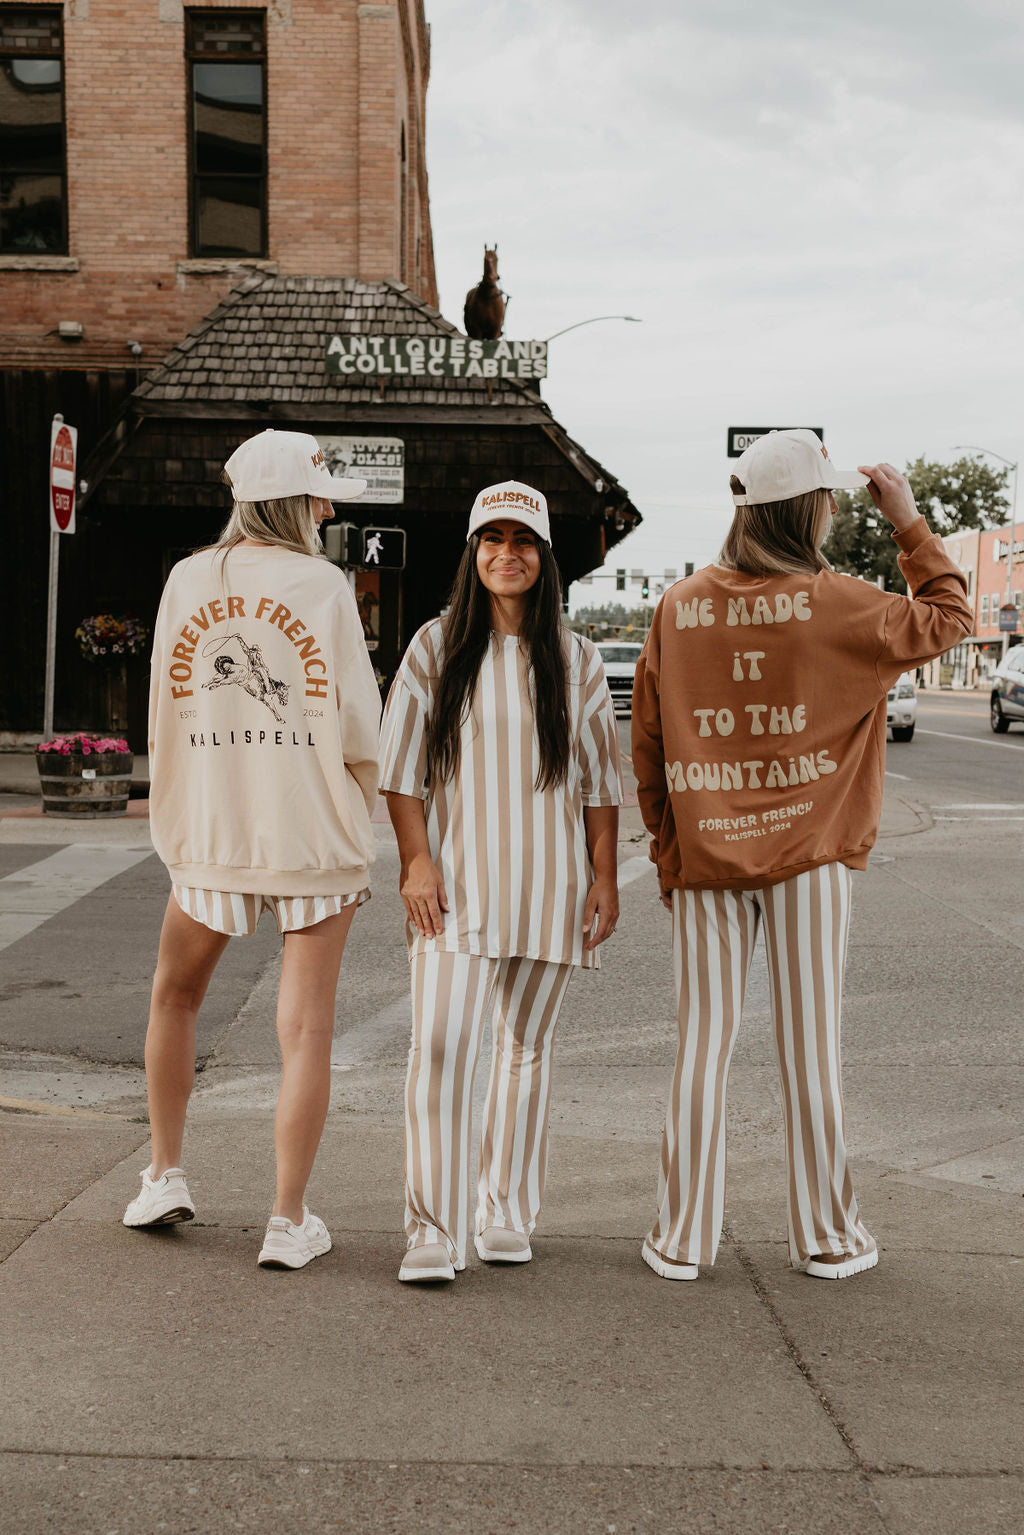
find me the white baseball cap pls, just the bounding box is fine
[467,480,551,543]
[732,430,868,506]
[224,429,367,502]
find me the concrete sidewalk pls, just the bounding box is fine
[2,1114,1021,1532]
[1,797,1022,1533]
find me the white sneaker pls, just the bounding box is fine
[257,1207,331,1269]
[123,1166,195,1228]
[802,1246,878,1280]
[398,1242,456,1283]
[474,1226,532,1264]
[641,1239,698,1280]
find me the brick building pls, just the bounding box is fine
[2,0,639,744]
[927,521,1024,688]
[1,0,435,359]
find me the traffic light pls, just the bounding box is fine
[641,576,650,599]
[361,527,406,570]
[323,523,406,569]
[322,522,361,565]
[616,568,626,591]
[684,562,694,578]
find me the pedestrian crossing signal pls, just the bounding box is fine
[361,527,406,570]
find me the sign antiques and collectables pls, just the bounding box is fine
[325,335,548,380]
[727,427,825,458]
[317,436,404,504]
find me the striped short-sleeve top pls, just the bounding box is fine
[379,620,624,969]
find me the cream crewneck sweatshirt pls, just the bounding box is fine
[632,516,973,891]
[148,544,380,896]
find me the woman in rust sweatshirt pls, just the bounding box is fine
[631,431,972,1283]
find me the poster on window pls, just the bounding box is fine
[317,436,404,504]
[355,570,381,652]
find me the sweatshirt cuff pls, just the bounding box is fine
[891,515,930,552]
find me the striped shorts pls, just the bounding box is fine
[172,884,370,936]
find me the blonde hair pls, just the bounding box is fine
[719,477,833,576]
[213,493,325,559]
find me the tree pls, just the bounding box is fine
[828,455,1010,590]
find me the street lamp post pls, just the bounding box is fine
[544,315,642,342]
[954,445,1020,658]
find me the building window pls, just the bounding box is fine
[186,10,266,257]
[993,592,1000,621]
[980,594,988,627]
[0,7,66,254]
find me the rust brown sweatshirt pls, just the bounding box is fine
[631,516,972,890]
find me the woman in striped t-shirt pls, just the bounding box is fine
[380,480,624,1283]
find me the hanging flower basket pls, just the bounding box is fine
[35,734,134,817]
[74,613,149,661]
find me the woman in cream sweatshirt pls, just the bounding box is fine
[123,429,381,1270]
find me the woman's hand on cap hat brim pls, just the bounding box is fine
[857,463,920,532]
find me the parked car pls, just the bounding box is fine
[990,644,1024,732]
[887,672,917,741]
[596,640,644,715]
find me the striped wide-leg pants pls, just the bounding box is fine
[647,863,875,1268]
[405,951,574,1268]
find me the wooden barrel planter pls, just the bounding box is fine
[36,751,134,817]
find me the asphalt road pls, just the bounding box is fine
[892,689,1024,804]
[0,690,1020,1098]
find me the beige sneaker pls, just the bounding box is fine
[398,1242,456,1283]
[257,1208,331,1270]
[474,1226,532,1263]
[123,1166,195,1228]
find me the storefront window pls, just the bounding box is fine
[186,10,266,257]
[0,8,67,254]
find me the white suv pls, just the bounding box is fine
[887,672,918,742]
[990,645,1024,732]
[596,641,644,715]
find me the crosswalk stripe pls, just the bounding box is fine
[0,846,153,952]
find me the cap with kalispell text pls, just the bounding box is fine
[467,480,551,543]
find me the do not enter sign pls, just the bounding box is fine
[50,418,78,533]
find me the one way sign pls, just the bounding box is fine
[727,427,824,458]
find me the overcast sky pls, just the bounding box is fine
[423,0,1024,606]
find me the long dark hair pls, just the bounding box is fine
[427,534,571,791]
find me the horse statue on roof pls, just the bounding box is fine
[464,246,507,340]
